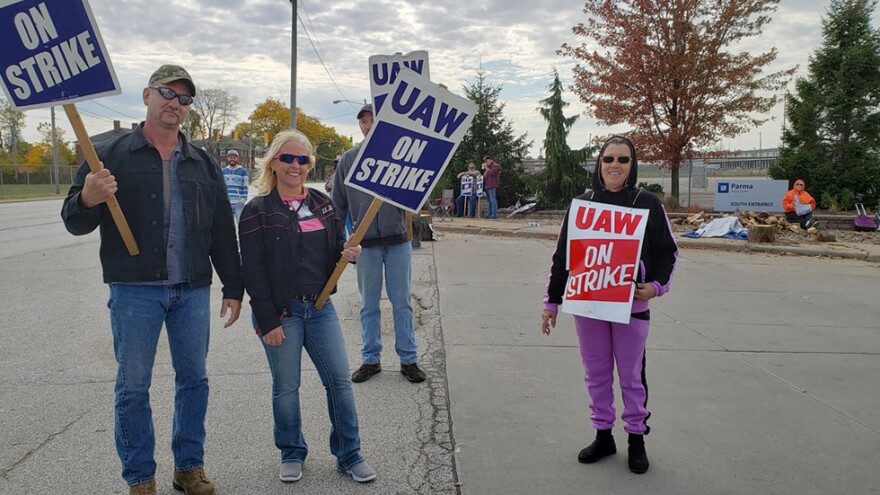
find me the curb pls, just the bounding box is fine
[433,225,880,263]
[678,239,880,262]
[434,225,558,241]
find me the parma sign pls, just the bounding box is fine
[714,179,788,212]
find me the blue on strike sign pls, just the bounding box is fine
[345,67,476,213]
[0,0,120,110]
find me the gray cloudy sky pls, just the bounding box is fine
[13,0,880,157]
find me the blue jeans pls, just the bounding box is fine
[107,283,211,486]
[259,300,364,469]
[231,202,245,226]
[486,188,498,218]
[455,194,476,217]
[356,241,418,365]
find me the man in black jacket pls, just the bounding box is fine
[61,65,242,495]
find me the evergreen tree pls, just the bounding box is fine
[439,69,533,208]
[771,0,880,209]
[535,70,590,209]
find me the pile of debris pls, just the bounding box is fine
[673,211,835,243]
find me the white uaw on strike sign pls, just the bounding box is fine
[345,66,477,213]
[369,50,429,117]
[561,199,649,324]
[0,0,120,110]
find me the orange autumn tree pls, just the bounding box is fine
[234,99,351,180]
[561,0,795,200]
[236,98,292,145]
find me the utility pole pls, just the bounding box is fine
[12,124,18,181]
[290,0,297,129]
[51,106,60,194]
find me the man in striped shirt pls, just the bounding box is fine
[222,150,248,225]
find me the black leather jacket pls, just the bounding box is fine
[61,124,243,300]
[239,188,345,335]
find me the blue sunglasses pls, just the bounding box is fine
[273,153,310,165]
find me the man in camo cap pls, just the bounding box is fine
[62,64,242,495]
[149,64,197,96]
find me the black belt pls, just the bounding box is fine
[292,294,320,302]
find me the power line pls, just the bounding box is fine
[22,108,114,124]
[325,110,358,121]
[296,6,355,107]
[297,11,348,101]
[85,100,140,121]
[298,0,329,63]
[77,108,117,123]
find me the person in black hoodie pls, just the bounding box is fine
[540,135,678,474]
[239,129,376,484]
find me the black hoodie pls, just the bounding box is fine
[543,136,678,313]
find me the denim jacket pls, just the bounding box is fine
[61,124,243,300]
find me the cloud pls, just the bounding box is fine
[12,0,880,158]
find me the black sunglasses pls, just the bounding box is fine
[601,155,631,164]
[149,86,193,106]
[274,153,310,165]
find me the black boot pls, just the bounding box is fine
[578,429,616,464]
[627,433,650,474]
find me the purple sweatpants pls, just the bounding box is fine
[574,315,651,435]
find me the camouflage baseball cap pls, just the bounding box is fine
[149,65,196,97]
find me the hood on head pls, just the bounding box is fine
[592,135,639,192]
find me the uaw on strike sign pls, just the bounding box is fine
[561,199,649,324]
[0,0,139,256]
[369,51,429,117]
[345,66,476,213]
[317,63,476,309]
[0,0,120,109]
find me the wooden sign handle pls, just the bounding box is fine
[63,104,139,256]
[315,197,383,309]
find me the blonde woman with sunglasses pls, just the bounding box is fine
[239,129,376,484]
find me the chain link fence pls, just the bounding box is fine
[0,164,78,199]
